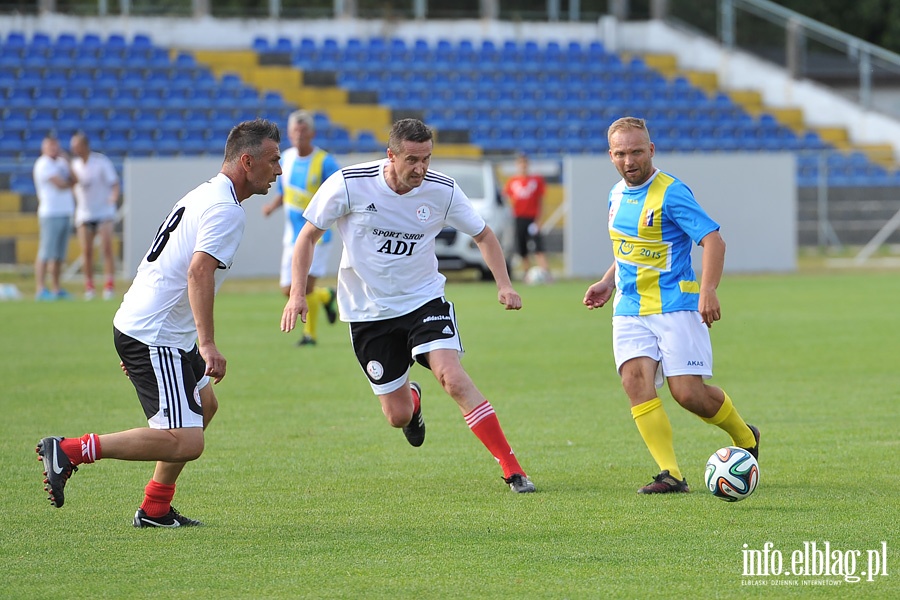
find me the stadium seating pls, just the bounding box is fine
[1,31,898,194]
[0,31,321,192]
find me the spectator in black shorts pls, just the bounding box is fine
[504,153,552,283]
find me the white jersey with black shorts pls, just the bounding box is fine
[303,159,486,394]
[113,173,245,428]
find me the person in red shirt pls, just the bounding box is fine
[503,153,551,280]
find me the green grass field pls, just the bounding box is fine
[1,271,898,598]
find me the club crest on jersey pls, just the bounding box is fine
[416,205,431,222]
[366,361,384,380]
[645,209,655,227]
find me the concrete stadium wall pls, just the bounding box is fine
[564,152,797,278]
[124,157,287,279]
[126,152,795,280]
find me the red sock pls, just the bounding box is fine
[60,434,101,466]
[411,385,421,413]
[140,480,176,518]
[464,400,525,478]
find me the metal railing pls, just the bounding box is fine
[13,0,612,21]
[717,0,900,113]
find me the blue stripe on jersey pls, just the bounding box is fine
[609,171,719,316]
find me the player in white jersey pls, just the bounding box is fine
[583,117,759,495]
[32,136,75,301]
[70,132,120,300]
[281,118,535,493]
[35,119,282,526]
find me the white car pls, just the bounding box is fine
[432,159,514,280]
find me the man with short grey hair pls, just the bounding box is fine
[263,110,342,346]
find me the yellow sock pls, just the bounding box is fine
[631,398,682,481]
[702,391,756,449]
[303,287,331,340]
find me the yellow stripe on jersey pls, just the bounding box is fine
[610,232,672,271]
[679,280,700,293]
[635,173,673,315]
[283,150,329,211]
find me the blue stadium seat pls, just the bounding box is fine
[10,172,36,195]
[274,37,293,53]
[155,130,182,155]
[181,136,210,155]
[260,91,285,111]
[0,128,24,157]
[133,33,153,48]
[354,130,382,153]
[5,89,34,111]
[5,31,27,51]
[102,127,132,150]
[32,32,52,50]
[128,136,157,157]
[54,32,78,53]
[76,33,102,55]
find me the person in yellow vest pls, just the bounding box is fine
[263,110,341,345]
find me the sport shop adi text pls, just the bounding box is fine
[374,228,425,256]
[741,541,888,584]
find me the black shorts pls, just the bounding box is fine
[80,220,101,233]
[349,297,463,395]
[113,327,206,429]
[514,216,544,257]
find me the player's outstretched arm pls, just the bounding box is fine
[473,225,521,310]
[280,222,324,332]
[262,193,284,217]
[583,262,616,310]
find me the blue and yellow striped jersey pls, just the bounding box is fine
[608,170,719,316]
[275,146,341,243]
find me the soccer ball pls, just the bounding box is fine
[705,446,759,502]
[524,266,550,285]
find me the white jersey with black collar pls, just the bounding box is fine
[303,158,486,321]
[114,173,245,351]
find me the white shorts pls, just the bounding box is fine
[279,240,332,288]
[612,310,713,389]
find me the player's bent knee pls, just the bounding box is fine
[670,390,714,417]
[170,429,205,461]
[384,407,414,428]
[621,378,645,399]
[435,368,470,399]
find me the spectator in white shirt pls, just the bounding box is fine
[32,136,75,301]
[70,132,121,300]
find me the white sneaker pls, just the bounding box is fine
[102,287,114,300]
[84,288,95,300]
